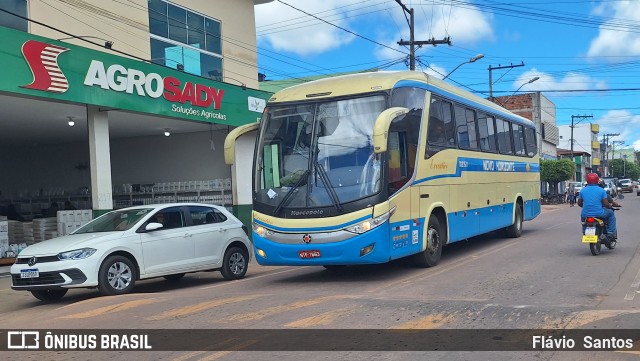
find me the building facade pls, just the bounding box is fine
[491,92,559,160]
[558,123,601,180]
[0,1,273,228]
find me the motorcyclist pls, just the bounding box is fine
[599,179,621,208]
[577,173,618,241]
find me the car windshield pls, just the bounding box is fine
[620,179,631,184]
[73,208,154,233]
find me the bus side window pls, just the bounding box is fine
[426,97,455,157]
[513,124,526,156]
[454,104,479,150]
[495,117,513,155]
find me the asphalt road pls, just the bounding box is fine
[1,195,640,361]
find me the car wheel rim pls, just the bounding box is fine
[107,261,132,290]
[228,252,246,275]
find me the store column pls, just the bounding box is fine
[87,105,113,216]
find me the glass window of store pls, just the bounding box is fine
[0,0,28,32]
[148,0,222,79]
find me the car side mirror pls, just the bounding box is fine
[145,222,164,231]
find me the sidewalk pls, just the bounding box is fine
[0,265,11,276]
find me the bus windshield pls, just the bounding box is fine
[254,95,386,212]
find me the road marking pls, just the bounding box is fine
[390,313,455,329]
[227,295,357,322]
[147,294,264,321]
[285,307,354,328]
[366,241,517,294]
[624,266,640,301]
[198,267,305,290]
[58,298,160,319]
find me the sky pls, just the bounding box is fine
[253,0,640,153]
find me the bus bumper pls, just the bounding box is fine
[253,223,390,266]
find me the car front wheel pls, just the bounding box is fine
[220,246,248,280]
[98,255,136,296]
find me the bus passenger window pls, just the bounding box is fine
[454,105,478,150]
[426,97,455,157]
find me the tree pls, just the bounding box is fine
[611,158,640,179]
[540,159,575,194]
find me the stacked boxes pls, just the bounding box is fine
[0,219,8,258]
[57,209,92,236]
[8,220,24,244]
[32,217,58,244]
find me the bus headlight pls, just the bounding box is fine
[252,222,273,237]
[344,208,393,234]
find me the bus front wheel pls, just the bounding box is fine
[413,214,443,267]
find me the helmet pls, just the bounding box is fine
[586,173,599,184]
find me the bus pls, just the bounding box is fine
[225,71,540,268]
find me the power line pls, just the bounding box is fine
[276,0,406,55]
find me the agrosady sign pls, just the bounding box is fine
[1,26,269,126]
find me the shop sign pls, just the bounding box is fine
[0,26,270,126]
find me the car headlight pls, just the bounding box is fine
[344,208,394,234]
[57,248,97,260]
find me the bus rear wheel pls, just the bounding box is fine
[413,214,443,267]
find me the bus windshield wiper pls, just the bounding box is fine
[274,169,310,216]
[314,161,343,213]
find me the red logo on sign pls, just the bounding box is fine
[21,40,70,93]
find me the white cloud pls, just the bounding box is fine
[588,2,640,57]
[256,1,494,60]
[255,0,363,56]
[513,68,607,93]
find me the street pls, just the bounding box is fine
[1,196,640,361]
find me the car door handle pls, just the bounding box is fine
[184,233,193,238]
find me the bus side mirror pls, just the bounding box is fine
[372,107,410,154]
[224,122,260,165]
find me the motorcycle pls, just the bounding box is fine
[581,206,620,256]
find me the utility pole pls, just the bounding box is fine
[488,62,524,100]
[601,133,619,176]
[395,0,451,70]
[570,115,593,161]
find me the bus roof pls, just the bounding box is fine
[267,70,534,128]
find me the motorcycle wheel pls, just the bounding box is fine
[590,238,602,256]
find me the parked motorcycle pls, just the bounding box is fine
[581,208,620,256]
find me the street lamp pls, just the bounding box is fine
[499,76,539,107]
[442,54,484,80]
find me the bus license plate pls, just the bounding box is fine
[20,269,39,278]
[299,250,321,259]
[582,235,598,243]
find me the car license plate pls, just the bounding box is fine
[299,250,321,259]
[582,235,598,243]
[20,269,39,278]
[584,227,596,236]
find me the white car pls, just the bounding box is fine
[11,203,252,302]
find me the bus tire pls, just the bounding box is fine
[505,203,523,238]
[413,214,443,267]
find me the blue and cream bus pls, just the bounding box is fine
[225,71,540,267]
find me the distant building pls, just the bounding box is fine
[558,123,601,178]
[491,93,558,160]
[557,149,592,181]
